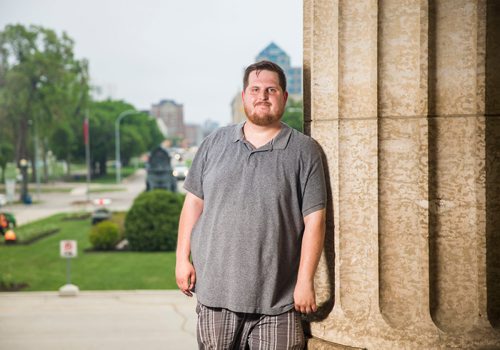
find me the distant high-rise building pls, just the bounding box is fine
[184,124,204,147]
[150,99,185,140]
[230,42,303,124]
[255,42,302,97]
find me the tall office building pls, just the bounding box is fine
[231,42,303,124]
[150,99,185,140]
[255,42,302,97]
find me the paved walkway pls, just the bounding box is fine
[2,169,150,226]
[0,290,198,350]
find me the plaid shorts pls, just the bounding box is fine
[196,302,305,350]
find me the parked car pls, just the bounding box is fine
[173,165,189,180]
[91,208,112,225]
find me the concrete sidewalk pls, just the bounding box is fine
[0,290,198,350]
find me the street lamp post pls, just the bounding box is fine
[115,109,140,184]
[19,158,29,203]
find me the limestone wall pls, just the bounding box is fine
[304,0,500,348]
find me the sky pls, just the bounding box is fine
[0,0,303,126]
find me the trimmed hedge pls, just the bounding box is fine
[89,221,120,250]
[125,190,184,251]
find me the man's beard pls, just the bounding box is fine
[244,105,283,126]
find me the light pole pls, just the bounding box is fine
[115,109,140,184]
[19,158,29,203]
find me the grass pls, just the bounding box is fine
[69,166,139,184]
[0,185,73,194]
[88,187,126,193]
[9,220,59,243]
[1,163,141,188]
[0,213,177,291]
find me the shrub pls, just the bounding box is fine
[125,190,184,251]
[108,211,126,240]
[89,221,120,250]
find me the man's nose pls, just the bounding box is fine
[258,90,269,100]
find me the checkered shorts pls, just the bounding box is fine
[196,303,305,350]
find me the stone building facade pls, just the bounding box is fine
[304,0,500,348]
[150,99,185,140]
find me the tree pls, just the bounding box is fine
[282,98,303,132]
[49,122,76,177]
[0,24,90,181]
[120,127,145,167]
[0,143,14,183]
[85,99,163,177]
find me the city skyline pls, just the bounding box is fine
[0,0,303,126]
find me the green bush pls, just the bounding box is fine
[89,221,120,250]
[125,190,184,251]
[108,211,126,239]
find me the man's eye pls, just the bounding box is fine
[251,88,259,93]
[268,88,277,94]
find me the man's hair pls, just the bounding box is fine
[243,60,287,92]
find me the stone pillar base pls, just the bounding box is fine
[308,337,364,350]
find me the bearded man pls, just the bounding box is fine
[176,60,326,349]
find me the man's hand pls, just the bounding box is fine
[175,192,203,297]
[176,259,196,297]
[294,208,325,314]
[293,279,317,314]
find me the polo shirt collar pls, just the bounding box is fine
[232,121,292,150]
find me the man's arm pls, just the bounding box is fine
[175,192,204,297]
[294,208,326,313]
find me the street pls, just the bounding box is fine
[2,169,186,226]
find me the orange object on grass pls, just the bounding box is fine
[4,229,16,242]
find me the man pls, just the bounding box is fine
[176,60,326,349]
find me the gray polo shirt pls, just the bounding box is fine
[184,121,326,315]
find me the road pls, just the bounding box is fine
[2,169,186,225]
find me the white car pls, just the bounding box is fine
[173,165,189,180]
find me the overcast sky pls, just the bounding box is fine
[0,0,303,126]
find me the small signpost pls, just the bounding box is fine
[59,240,79,296]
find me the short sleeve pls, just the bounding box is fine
[301,144,327,217]
[183,137,210,199]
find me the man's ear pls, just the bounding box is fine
[284,91,289,103]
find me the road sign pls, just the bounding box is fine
[60,240,78,258]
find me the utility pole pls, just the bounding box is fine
[84,113,91,202]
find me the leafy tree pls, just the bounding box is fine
[50,122,76,176]
[0,24,90,181]
[282,98,303,132]
[85,99,163,176]
[0,143,14,183]
[120,126,145,167]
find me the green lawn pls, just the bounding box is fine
[0,213,177,291]
[69,165,139,184]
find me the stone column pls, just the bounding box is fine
[304,0,500,348]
